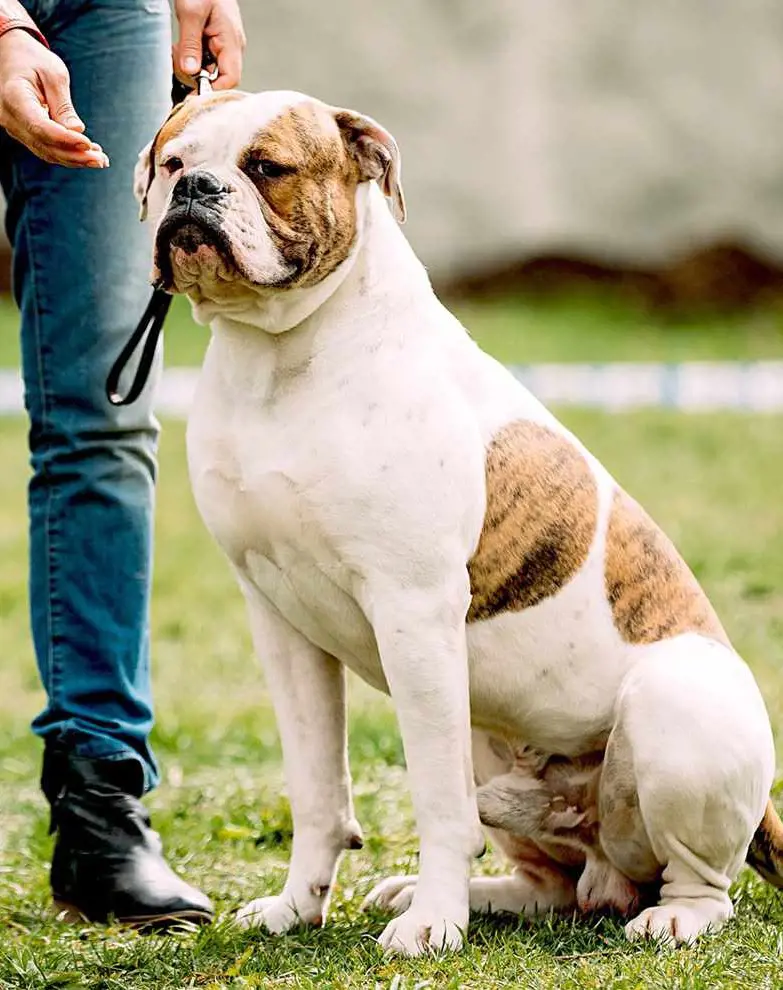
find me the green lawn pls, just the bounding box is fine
[1,290,783,368]
[1,409,783,989]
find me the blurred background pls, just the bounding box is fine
[4,0,783,316]
[5,0,780,403]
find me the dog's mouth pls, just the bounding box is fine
[154,206,237,292]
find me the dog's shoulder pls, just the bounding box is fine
[467,415,603,622]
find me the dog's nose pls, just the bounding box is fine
[171,170,227,205]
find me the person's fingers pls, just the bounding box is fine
[39,63,85,133]
[24,115,107,160]
[26,136,108,166]
[4,79,92,152]
[209,34,242,90]
[23,139,108,167]
[4,108,108,167]
[4,79,109,165]
[175,0,209,77]
[171,56,198,91]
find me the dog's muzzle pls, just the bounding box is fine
[155,170,234,288]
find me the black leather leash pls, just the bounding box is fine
[105,287,173,406]
[105,62,217,407]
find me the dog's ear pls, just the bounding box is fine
[133,101,191,221]
[133,141,154,221]
[333,109,406,223]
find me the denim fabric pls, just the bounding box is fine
[0,0,172,790]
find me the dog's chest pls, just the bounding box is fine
[186,386,390,689]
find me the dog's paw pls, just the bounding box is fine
[378,904,467,956]
[235,894,321,934]
[577,858,639,916]
[625,900,729,946]
[361,875,417,915]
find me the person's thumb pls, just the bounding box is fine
[177,2,208,76]
[40,65,84,132]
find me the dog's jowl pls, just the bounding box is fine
[135,89,782,957]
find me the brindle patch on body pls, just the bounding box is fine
[746,800,783,888]
[604,488,729,646]
[467,420,599,622]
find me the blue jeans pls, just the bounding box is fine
[0,0,171,790]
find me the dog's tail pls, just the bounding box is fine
[746,798,783,887]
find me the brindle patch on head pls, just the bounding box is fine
[604,488,729,646]
[141,92,248,210]
[237,103,361,287]
[467,420,599,622]
[155,90,248,155]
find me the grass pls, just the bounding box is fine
[1,287,782,986]
[1,403,783,989]
[1,290,783,369]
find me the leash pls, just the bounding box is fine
[106,58,219,407]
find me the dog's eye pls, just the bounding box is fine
[162,156,184,176]
[255,159,290,179]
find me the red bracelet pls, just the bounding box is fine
[0,12,49,48]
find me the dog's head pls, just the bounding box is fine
[134,90,405,308]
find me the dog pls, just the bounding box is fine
[134,89,783,956]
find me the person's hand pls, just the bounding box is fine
[173,0,246,91]
[0,29,108,167]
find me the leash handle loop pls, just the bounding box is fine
[105,289,172,406]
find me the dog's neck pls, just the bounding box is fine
[192,184,431,338]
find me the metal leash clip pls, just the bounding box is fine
[197,56,219,96]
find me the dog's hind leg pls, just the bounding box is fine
[234,586,362,934]
[603,635,774,945]
[470,832,577,916]
[363,835,577,918]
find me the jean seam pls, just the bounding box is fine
[17,193,62,713]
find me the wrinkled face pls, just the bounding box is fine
[135,90,405,306]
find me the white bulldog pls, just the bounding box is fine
[135,89,783,956]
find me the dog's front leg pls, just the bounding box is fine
[367,579,483,956]
[235,588,362,933]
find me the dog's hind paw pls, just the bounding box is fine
[361,875,417,915]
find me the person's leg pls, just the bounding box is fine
[2,0,167,785]
[0,0,212,926]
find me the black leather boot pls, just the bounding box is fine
[42,743,214,930]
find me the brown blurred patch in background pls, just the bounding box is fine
[3,1,783,314]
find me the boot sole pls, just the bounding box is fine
[53,898,213,932]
